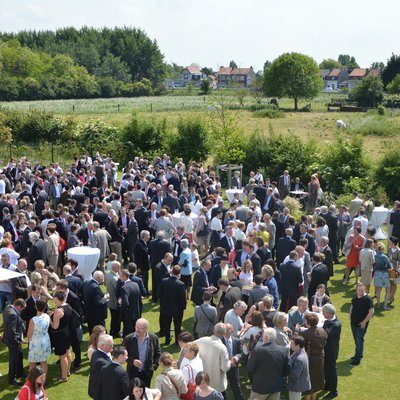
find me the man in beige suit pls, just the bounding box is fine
[91,221,111,272]
[195,322,231,396]
[348,191,364,220]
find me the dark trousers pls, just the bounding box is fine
[351,325,367,362]
[227,367,245,400]
[70,328,81,367]
[130,370,153,389]
[330,236,339,261]
[87,318,105,335]
[161,311,183,341]
[7,342,24,383]
[109,308,121,337]
[123,318,136,338]
[280,294,297,312]
[324,356,338,392]
[338,236,346,256]
[151,268,158,302]
[141,270,149,292]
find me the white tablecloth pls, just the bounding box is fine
[171,212,199,228]
[226,189,244,202]
[290,190,307,196]
[370,207,389,240]
[67,246,101,280]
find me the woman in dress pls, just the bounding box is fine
[154,352,187,400]
[49,291,73,383]
[27,298,51,376]
[16,366,47,400]
[240,311,265,357]
[124,377,161,400]
[300,313,328,400]
[193,371,224,400]
[87,325,107,360]
[239,259,254,304]
[45,223,60,274]
[315,217,329,247]
[261,265,279,310]
[194,207,210,258]
[344,227,364,284]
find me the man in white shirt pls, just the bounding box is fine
[352,208,368,236]
[224,300,247,337]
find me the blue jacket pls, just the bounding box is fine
[288,348,311,393]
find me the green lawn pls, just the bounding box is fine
[1,260,398,399]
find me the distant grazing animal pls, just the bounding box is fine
[336,120,346,129]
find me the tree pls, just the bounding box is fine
[338,54,359,72]
[387,73,400,94]
[375,148,400,201]
[201,66,213,76]
[371,61,385,71]
[96,53,131,83]
[319,58,342,69]
[229,60,238,69]
[166,62,184,79]
[263,52,322,111]
[264,60,271,69]
[251,76,264,104]
[382,53,400,88]
[200,79,211,94]
[352,76,384,107]
[311,134,369,194]
[207,90,245,165]
[167,117,210,162]
[0,112,13,144]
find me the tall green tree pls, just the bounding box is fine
[229,60,238,69]
[386,73,400,94]
[375,148,400,201]
[382,53,400,88]
[338,54,359,72]
[263,52,322,111]
[319,58,342,69]
[352,76,384,107]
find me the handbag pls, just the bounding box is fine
[15,385,31,400]
[180,365,196,400]
[70,308,82,330]
[58,237,67,253]
[342,239,352,257]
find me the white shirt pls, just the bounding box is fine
[181,356,204,385]
[0,179,5,194]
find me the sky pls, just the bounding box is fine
[0,0,397,71]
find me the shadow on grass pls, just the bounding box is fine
[337,359,354,377]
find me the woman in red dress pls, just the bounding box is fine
[344,227,365,284]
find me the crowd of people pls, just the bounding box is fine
[0,153,396,400]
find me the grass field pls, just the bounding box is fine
[0,258,399,400]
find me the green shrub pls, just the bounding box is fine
[347,115,399,137]
[283,196,303,220]
[375,148,400,201]
[252,108,285,119]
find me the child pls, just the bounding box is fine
[190,242,200,272]
[106,253,118,272]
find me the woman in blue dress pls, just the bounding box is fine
[27,298,51,377]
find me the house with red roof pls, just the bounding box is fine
[345,68,380,90]
[325,68,349,91]
[216,66,256,88]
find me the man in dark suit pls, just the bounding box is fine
[218,278,242,321]
[322,304,342,399]
[148,231,171,302]
[307,253,329,302]
[278,170,291,199]
[134,230,150,291]
[63,264,83,298]
[279,251,303,312]
[11,259,30,300]
[320,236,334,278]
[26,231,47,272]
[82,271,109,334]
[290,177,305,192]
[299,223,316,257]
[123,318,161,388]
[211,199,228,221]
[263,187,276,215]
[230,171,241,189]
[276,228,297,267]
[245,241,262,276]
[171,226,188,265]
[191,259,216,306]
[159,265,187,345]
[127,262,147,298]
[99,346,129,400]
[56,279,83,372]
[154,253,173,306]
[93,203,110,229]
[221,323,245,400]
[253,183,267,208]
[323,205,339,263]
[162,192,181,214]
[20,284,45,334]
[119,269,141,338]
[3,298,26,385]
[68,258,85,281]
[125,210,139,263]
[247,328,291,399]
[88,334,113,400]
[390,202,400,239]
[219,226,237,255]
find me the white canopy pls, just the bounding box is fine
[0,268,24,282]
